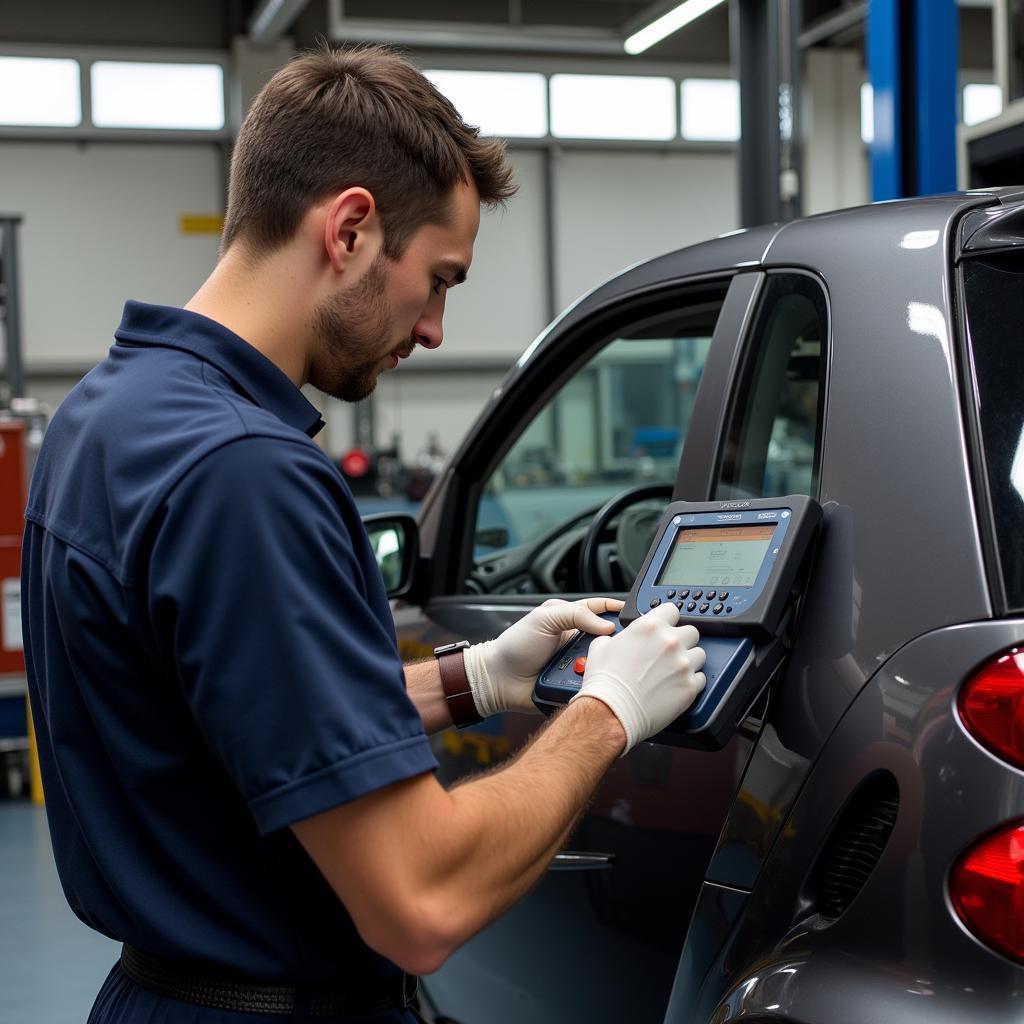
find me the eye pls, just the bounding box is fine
[432,276,449,295]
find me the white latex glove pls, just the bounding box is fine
[570,602,706,755]
[464,598,624,718]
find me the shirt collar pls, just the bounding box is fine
[114,300,325,438]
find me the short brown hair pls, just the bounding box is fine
[221,45,516,259]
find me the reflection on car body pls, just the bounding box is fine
[387,190,1024,1024]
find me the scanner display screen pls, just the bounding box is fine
[657,524,775,588]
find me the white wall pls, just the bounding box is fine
[802,48,870,216]
[426,149,548,364]
[553,149,739,309]
[1,142,223,366]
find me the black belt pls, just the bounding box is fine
[120,944,418,1018]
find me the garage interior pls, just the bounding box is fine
[0,1,1019,1021]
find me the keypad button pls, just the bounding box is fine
[718,591,729,601]
[699,603,710,613]
[692,590,703,600]
[725,606,733,614]
[573,657,588,675]
[679,589,690,599]
[686,601,697,612]
[666,589,676,599]
[713,603,724,615]
[650,597,661,608]
[706,590,716,600]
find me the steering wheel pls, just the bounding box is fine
[579,484,674,592]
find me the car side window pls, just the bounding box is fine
[471,300,723,594]
[715,273,828,500]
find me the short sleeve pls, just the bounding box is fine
[146,435,437,834]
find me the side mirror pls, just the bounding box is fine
[362,513,420,599]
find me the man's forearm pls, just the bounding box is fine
[292,688,627,974]
[421,695,624,951]
[404,659,455,735]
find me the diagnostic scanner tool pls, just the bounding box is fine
[534,495,822,749]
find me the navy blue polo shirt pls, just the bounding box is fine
[21,301,438,1011]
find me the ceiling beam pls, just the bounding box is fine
[248,0,313,46]
[329,17,623,54]
[798,2,867,48]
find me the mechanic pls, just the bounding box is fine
[21,46,707,1024]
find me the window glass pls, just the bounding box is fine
[474,301,720,585]
[963,83,1003,127]
[0,56,81,127]
[681,79,739,142]
[424,70,547,138]
[550,74,676,140]
[861,82,874,145]
[715,274,826,500]
[91,61,224,130]
[961,254,1024,610]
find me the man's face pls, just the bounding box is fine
[309,182,480,402]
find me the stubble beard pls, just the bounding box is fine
[309,254,397,403]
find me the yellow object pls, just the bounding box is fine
[441,729,511,766]
[26,696,43,805]
[180,214,225,235]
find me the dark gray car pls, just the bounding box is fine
[373,188,1024,1023]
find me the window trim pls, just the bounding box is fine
[710,268,832,504]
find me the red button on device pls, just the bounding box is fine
[573,657,587,675]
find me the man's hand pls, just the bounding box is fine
[464,597,623,717]
[572,602,706,753]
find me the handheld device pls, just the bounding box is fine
[533,495,822,749]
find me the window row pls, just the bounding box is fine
[0,56,225,131]
[0,55,1003,143]
[430,70,1003,144]
[425,70,741,142]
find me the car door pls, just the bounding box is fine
[390,270,759,1024]
[398,267,829,1024]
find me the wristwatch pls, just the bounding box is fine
[434,640,483,728]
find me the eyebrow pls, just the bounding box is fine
[439,259,469,286]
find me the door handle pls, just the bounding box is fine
[548,851,615,871]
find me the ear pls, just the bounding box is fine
[323,187,380,274]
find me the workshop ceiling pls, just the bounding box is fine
[1,0,993,70]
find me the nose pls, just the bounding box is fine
[412,292,445,350]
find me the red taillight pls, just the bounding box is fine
[958,649,1024,769]
[950,823,1024,962]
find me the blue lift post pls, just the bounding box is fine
[868,0,958,201]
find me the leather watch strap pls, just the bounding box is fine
[435,642,482,728]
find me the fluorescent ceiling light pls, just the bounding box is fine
[624,0,728,55]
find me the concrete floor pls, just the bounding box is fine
[0,798,120,1024]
